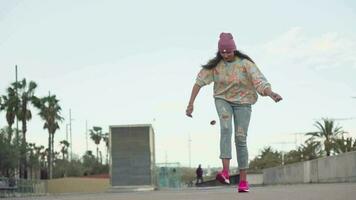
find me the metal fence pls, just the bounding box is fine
[0,177,46,198]
[156,163,182,189]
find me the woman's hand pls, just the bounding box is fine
[269,92,283,102]
[186,84,201,118]
[186,104,194,117]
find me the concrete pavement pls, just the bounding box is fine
[8,183,356,200]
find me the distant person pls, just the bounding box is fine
[196,164,203,184]
[186,33,282,192]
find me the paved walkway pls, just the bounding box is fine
[8,183,356,200]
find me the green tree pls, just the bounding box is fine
[82,150,97,175]
[39,148,49,173]
[306,118,345,156]
[54,140,70,178]
[334,136,356,153]
[284,149,303,165]
[66,159,85,177]
[11,79,39,178]
[0,86,20,144]
[89,126,102,162]
[37,94,63,179]
[27,142,43,179]
[60,140,70,160]
[33,145,45,178]
[284,137,322,164]
[0,86,21,177]
[249,146,282,170]
[0,127,19,177]
[299,137,322,160]
[11,79,38,149]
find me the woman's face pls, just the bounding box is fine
[220,51,235,62]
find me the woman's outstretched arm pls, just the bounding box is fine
[186,84,201,117]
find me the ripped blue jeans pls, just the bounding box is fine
[215,98,251,170]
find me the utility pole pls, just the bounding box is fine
[15,65,19,178]
[188,133,192,168]
[290,132,305,148]
[69,109,73,160]
[66,124,69,142]
[15,65,19,143]
[85,120,88,152]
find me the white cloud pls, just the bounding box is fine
[261,27,356,71]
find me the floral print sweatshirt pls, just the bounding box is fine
[195,57,271,105]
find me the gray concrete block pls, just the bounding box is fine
[109,124,156,189]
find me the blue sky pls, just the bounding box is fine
[1,0,356,168]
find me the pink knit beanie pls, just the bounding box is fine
[218,32,236,53]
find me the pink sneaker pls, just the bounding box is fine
[238,180,249,192]
[216,170,230,184]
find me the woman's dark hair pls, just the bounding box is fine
[201,50,255,69]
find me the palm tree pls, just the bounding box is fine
[27,142,42,179]
[306,118,345,156]
[90,126,102,162]
[11,79,38,147]
[59,140,70,160]
[11,79,39,178]
[0,86,20,144]
[300,137,322,160]
[334,136,356,153]
[37,94,63,179]
[0,86,21,177]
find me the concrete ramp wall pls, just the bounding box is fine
[46,177,109,193]
[263,151,356,185]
